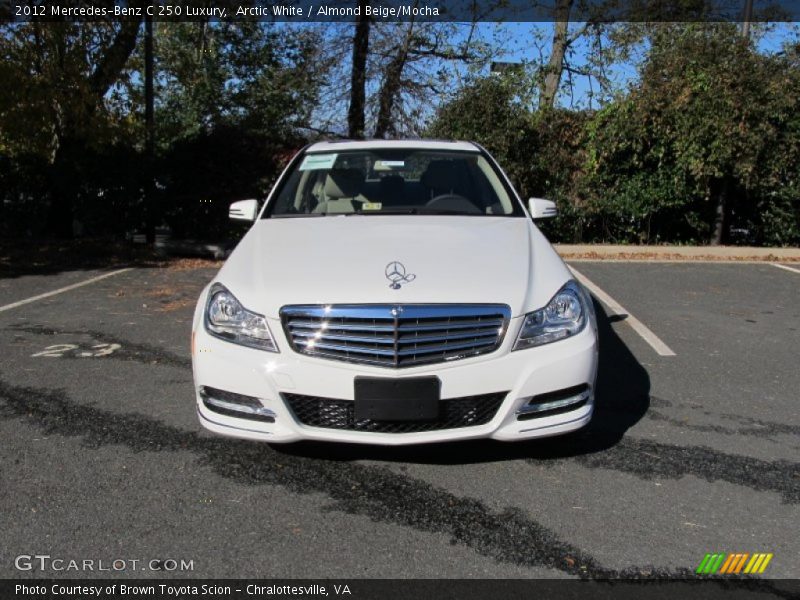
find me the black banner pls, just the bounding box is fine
[3,579,800,600]
[3,0,800,23]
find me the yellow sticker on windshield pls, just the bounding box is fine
[362,202,383,210]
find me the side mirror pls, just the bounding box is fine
[229,199,259,222]
[528,197,557,219]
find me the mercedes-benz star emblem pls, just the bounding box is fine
[385,261,416,290]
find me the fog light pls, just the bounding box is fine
[199,386,276,423]
[516,384,590,420]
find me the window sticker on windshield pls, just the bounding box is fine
[362,202,383,210]
[299,154,337,171]
[377,160,405,168]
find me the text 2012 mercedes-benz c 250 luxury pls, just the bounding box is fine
[191,140,598,444]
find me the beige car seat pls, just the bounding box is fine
[313,168,365,214]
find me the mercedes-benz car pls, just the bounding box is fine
[191,140,598,445]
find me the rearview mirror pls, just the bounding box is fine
[229,199,259,222]
[528,197,557,219]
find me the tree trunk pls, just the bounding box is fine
[44,17,143,238]
[347,1,370,139]
[373,56,404,138]
[374,21,415,138]
[710,178,730,245]
[46,136,80,238]
[90,17,144,99]
[540,0,573,109]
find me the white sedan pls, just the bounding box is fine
[191,140,598,445]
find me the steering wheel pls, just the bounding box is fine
[425,194,481,214]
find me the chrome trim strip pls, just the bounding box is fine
[292,331,396,345]
[281,304,508,320]
[515,390,592,415]
[289,320,396,332]
[396,339,498,356]
[203,396,277,419]
[295,340,397,356]
[397,329,500,343]
[397,319,504,331]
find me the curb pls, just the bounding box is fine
[554,245,800,262]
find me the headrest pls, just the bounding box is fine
[420,160,459,192]
[324,168,364,199]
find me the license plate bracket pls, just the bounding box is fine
[354,376,440,421]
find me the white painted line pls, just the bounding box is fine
[568,265,677,357]
[0,268,133,313]
[566,259,771,264]
[771,263,800,275]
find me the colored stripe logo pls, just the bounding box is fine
[696,553,773,574]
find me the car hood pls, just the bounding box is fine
[216,216,569,318]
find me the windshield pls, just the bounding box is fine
[263,149,524,217]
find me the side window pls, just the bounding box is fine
[271,170,302,214]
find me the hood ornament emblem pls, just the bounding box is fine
[385,261,416,290]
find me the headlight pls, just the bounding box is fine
[513,280,588,350]
[204,283,278,352]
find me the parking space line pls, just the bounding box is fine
[771,263,800,275]
[568,265,677,357]
[0,268,133,313]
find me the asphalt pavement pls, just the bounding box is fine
[0,260,797,581]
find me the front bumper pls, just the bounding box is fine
[192,314,598,445]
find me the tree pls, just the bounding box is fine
[347,1,370,139]
[0,19,142,161]
[428,74,590,241]
[539,0,573,109]
[644,24,796,244]
[372,20,490,138]
[130,22,320,148]
[427,74,532,168]
[309,19,492,138]
[0,17,144,236]
[583,24,800,245]
[124,22,323,237]
[0,20,325,239]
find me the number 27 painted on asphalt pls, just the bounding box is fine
[31,343,121,358]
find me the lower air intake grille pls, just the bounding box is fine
[282,392,507,434]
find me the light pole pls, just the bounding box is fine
[144,14,155,244]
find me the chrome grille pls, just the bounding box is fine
[280,304,511,368]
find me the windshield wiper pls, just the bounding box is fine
[349,208,419,215]
[272,208,487,217]
[414,208,483,215]
[270,214,322,218]
[347,208,484,216]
